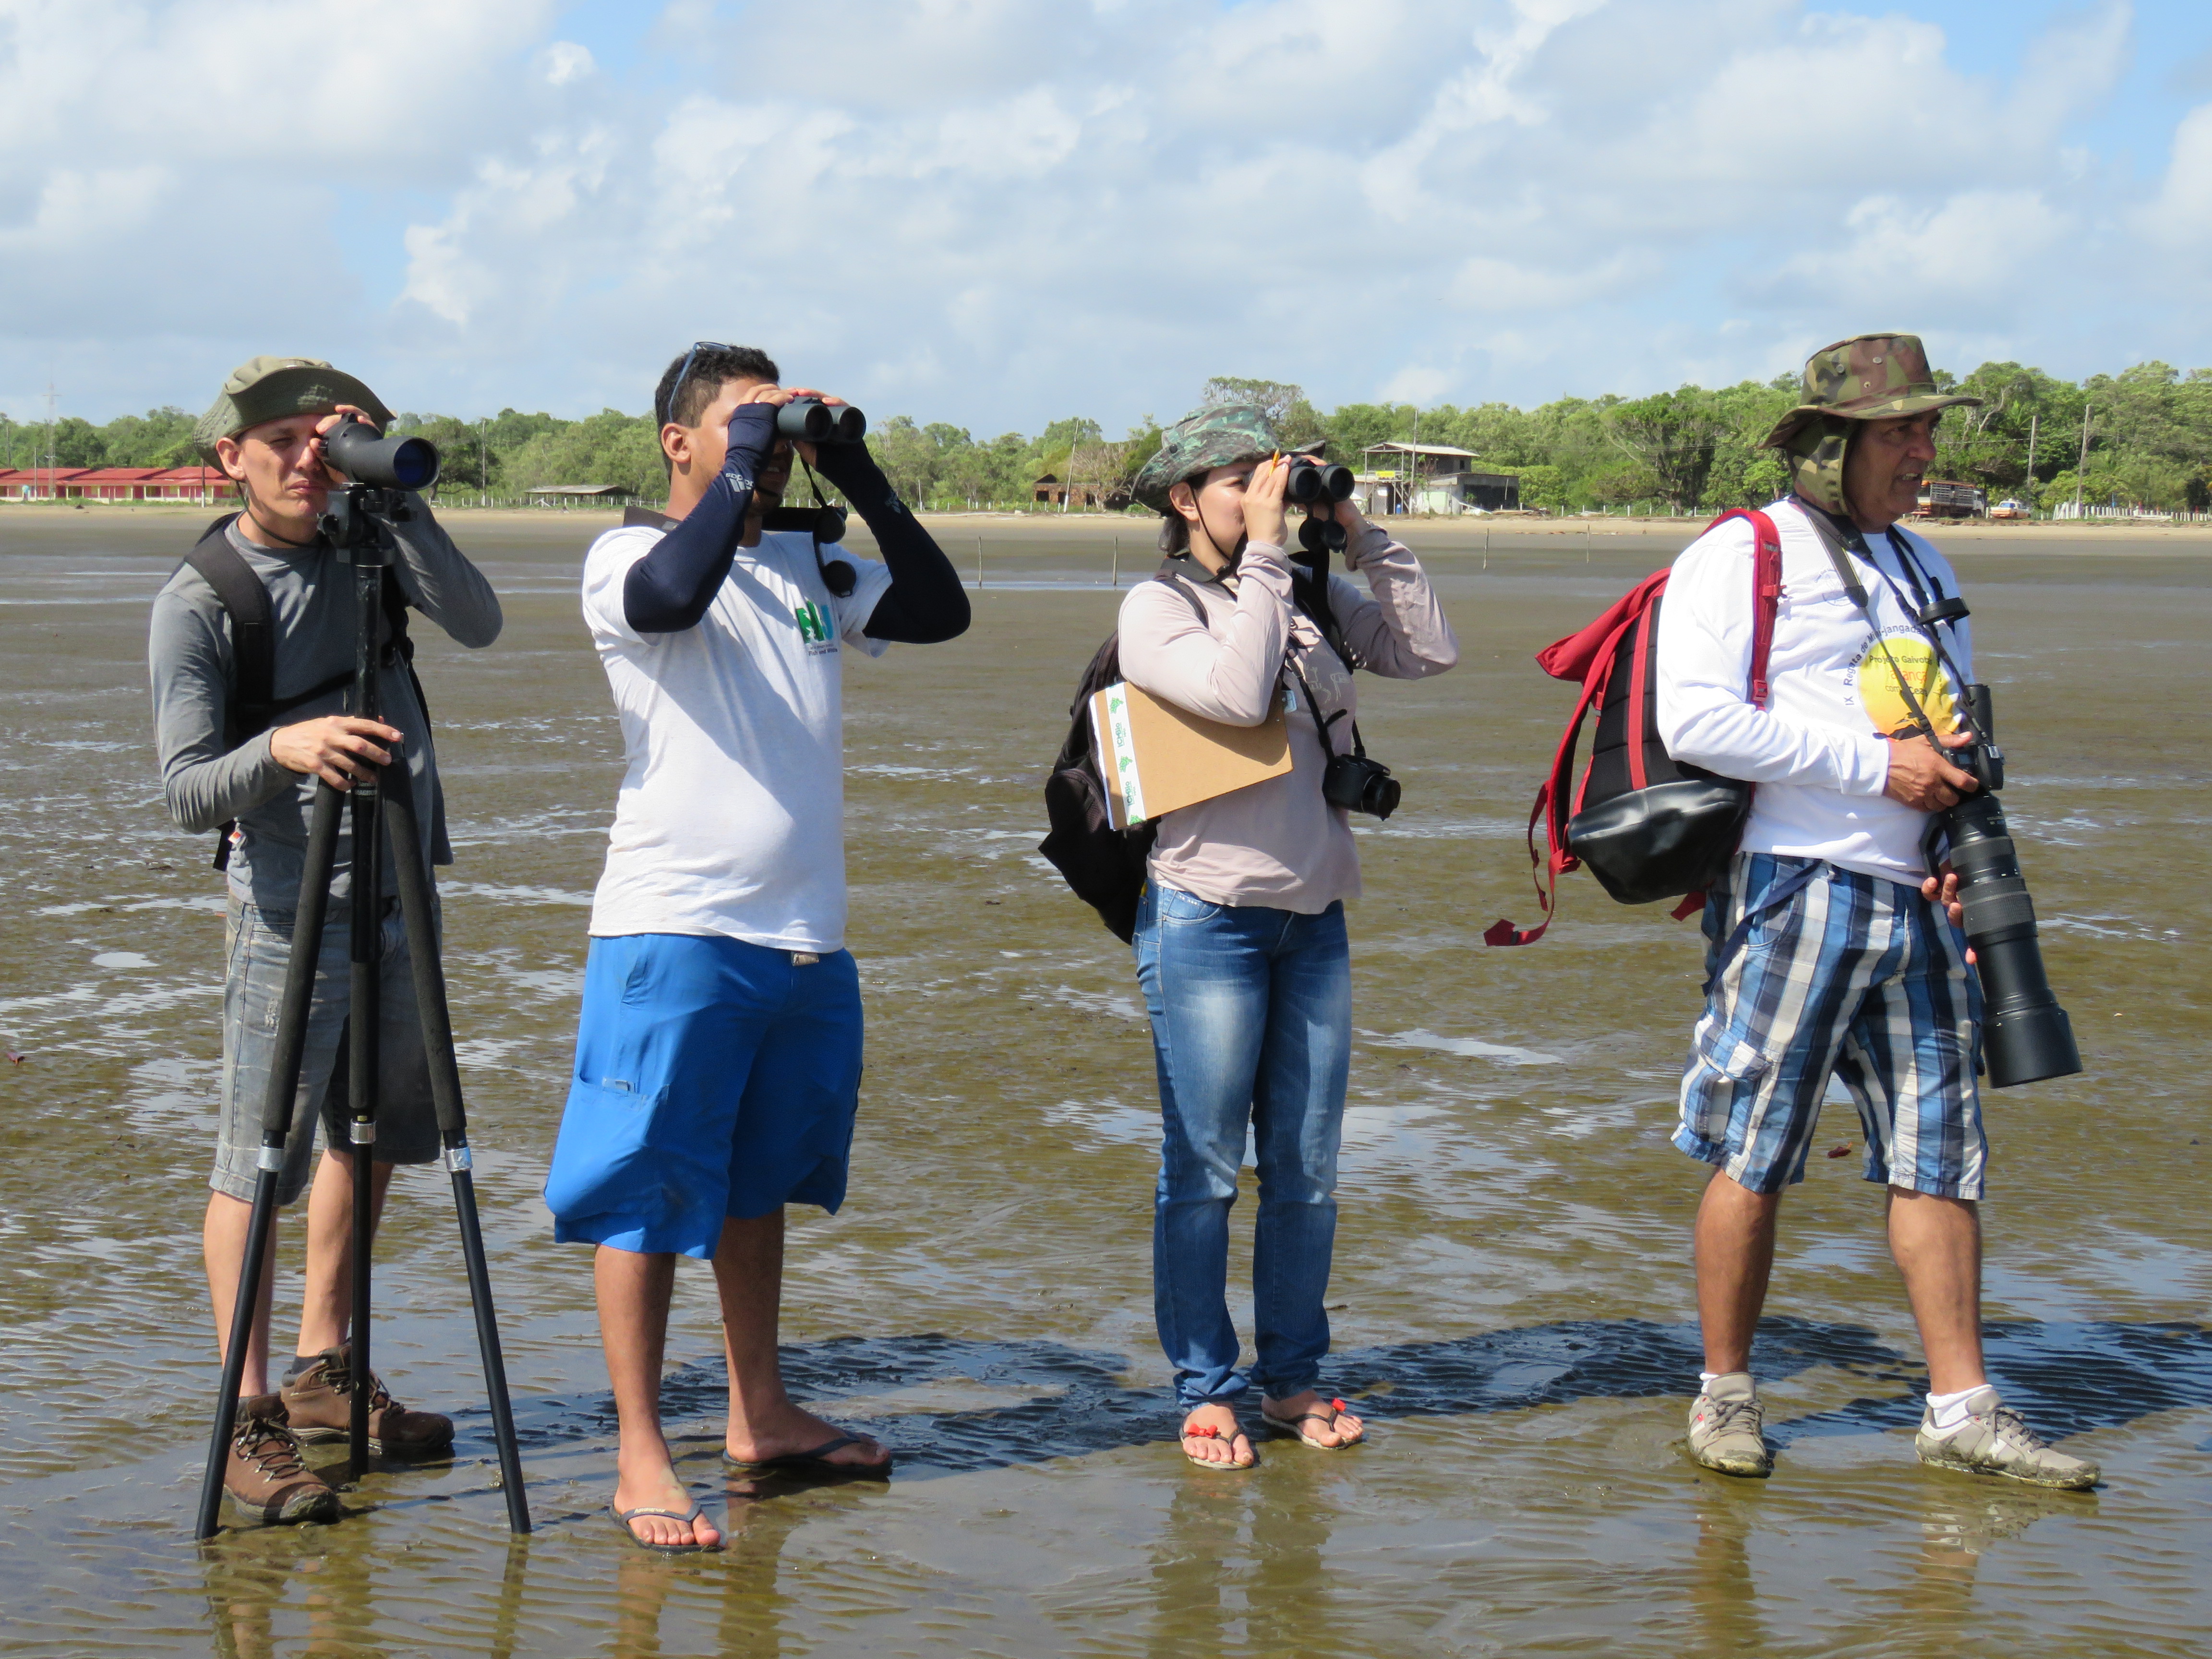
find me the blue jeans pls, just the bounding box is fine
[1133,881,1352,1409]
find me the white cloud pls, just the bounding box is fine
[0,0,2199,432]
[543,41,595,86]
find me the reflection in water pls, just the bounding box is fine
[205,1530,379,1659]
[1687,1484,1767,1659]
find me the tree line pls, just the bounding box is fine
[7,360,2208,514]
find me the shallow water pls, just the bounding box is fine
[2,507,2208,1657]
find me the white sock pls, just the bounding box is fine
[1926,1385,1988,1431]
[1698,1371,1752,1394]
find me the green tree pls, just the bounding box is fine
[1602,387,1731,512]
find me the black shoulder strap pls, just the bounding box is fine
[179,515,272,745]
[1152,566,1209,625]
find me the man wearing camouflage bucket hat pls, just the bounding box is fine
[1117,403,1458,1469]
[1650,335,2097,1489]
[149,356,503,1522]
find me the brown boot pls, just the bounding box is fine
[227,1395,342,1524]
[280,1345,455,1459]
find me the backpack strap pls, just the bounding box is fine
[1701,508,1784,708]
[180,515,271,746]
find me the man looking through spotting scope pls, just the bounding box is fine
[149,357,502,1522]
[1654,334,2094,1490]
[543,344,968,1551]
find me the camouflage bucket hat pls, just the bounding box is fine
[1130,403,1286,514]
[192,356,393,465]
[1756,333,1979,452]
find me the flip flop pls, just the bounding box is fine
[1260,1396,1366,1450]
[610,1499,717,1552]
[1180,1413,1257,1472]
[720,1433,893,1478]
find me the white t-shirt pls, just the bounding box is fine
[1655,496,1974,884]
[580,524,893,950]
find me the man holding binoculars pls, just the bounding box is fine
[149,357,503,1521]
[543,343,967,1550]
[1654,335,2095,1490]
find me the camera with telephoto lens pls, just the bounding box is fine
[1285,457,1353,505]
[1923,685,2080,1089]
[776,399,866,444]
[322,414,440,492]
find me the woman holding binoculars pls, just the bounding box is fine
[1116,404,1459,1468]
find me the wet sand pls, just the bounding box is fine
[1,508,2208,1656]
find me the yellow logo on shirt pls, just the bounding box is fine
[1851,627,1958,738]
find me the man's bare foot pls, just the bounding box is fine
[1261,1390,1365,1448]
[725,1403,890,1472]
[613,1452,721,1549]
[1181,1402,1256,1468]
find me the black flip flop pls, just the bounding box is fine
[721,1433,892,1478]
[610,1498,718,1552]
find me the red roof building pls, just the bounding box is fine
[0,465,232,501]
[65,466,168,500]
[0,467,89,500]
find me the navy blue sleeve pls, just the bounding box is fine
[621,403,779,633]
[811,443,971,644]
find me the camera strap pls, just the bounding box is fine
[1286,652,1365,761]
[1801,507,1967,749]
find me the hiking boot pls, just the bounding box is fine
[281,1345,454,1459]
[227,1395,342,1525]
[1688,1372,1771,1477]
[1914,1388,2099,1490]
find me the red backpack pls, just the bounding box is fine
[1485,509,1783,946]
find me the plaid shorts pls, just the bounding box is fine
[1673,853,1985,1198]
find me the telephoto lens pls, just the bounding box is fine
[1285,458,1354,505]
[1936,687,2081,1088]
[776,399,866,444]
[323,415,440,492]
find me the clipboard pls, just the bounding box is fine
[1090,680,1293,828]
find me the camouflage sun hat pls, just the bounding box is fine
[1130,403,1295,514]
[1757,333,1980,452]
[192,356,394,465]
[1758,334,1981,516]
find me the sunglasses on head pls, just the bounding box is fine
[659,340,739,427]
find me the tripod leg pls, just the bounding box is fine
[195,784,346,1540]
[347,779,384,1484]
[382,763,532,1534]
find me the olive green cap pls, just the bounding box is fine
[1130,403,1309,513]
[192,356,393,464]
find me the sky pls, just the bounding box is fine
[2,0,2209,437]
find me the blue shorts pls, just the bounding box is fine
[543,933,864,1258]
[1674,853,1985,1199]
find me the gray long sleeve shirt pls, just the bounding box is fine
[148,503,502,911]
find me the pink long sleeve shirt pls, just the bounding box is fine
[1115,524,1458,914]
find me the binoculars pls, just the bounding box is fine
[776,399,867,444]
[323,415,440,493]
[1285,457,1353,505]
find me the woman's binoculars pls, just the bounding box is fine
[323,415,440,493]
[1285,458,1354,505]
[777,399,867,444]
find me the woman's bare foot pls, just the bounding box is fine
[1181,1402,1256,1468]
[613,1453,721,1549]
[725,1403,890,1472]
[1260,1390,1365,1448]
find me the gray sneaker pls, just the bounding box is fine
[1688,1372,1771,1477]
[1915,1388,2099,1490]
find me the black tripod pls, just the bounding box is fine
[194,484,529,1539]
